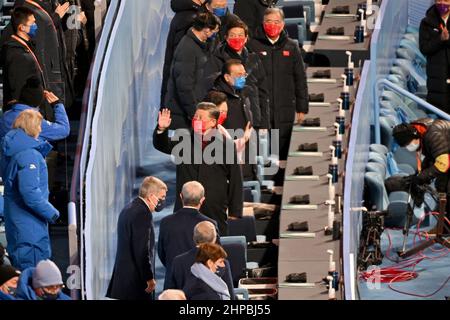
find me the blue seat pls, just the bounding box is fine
[228,216,257,243]
[221,241,247,287]
[370,144,389,155]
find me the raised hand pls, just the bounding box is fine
[44,91,59,104]
[55,2,70,19]
[158,108,172,131]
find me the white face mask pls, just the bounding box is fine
[406,142,420,152]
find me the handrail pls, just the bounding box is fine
[374,79,450,143]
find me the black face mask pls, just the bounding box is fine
[151,195,166,212]
[215,266,226,277]
[41,291,59,300]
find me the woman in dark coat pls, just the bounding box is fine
[183,243,230,300]
[419,1,450,113]
[164,12,221,129]
[161,0,207,106]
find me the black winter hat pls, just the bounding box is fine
[0,265,20,286]
[19,76,45,107]
[393,123,419,147]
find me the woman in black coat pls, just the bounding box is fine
[161,0,206,106]
[183,243,230,300]
[420,1,450,113]
[164,12,221,129]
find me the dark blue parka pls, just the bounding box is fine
[14,267,70,300]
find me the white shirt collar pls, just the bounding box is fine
[139,197,152,212]
[267,36,280,44]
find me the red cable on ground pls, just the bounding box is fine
[360,214,450,296]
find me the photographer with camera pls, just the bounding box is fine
[393,118,450,223]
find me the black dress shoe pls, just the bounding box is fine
[309,93,325,102]
[253,208,274,220]
[326,27,345,36]
[293,166,313,176]
[312,69,331,79]
[298,143,318,152]
[287,221,309,232]
[286,272,307,283]
[302,118,321,127]
[289,194,310,204]
[332,5,350,14]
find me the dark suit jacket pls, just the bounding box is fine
[158,207,219,269]
[164,247,235,300]
[106,198,155,300]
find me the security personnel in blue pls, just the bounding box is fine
[393,118,450,223]
[1,109,59,271]
[107,177,168,300]
[14,259,70,300]
[248,7,308,160]
[0,76,70,141]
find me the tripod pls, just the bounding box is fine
[399,193,450,259]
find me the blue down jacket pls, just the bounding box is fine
[1,129,59,271]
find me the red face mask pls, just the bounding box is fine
[218,112,227,126]
[263,23,283,38]
[227,37,246,52]
[192,118,209,135]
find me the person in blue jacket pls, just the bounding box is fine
[0,76,70,141]
[1,109,59,271]
[0,264,21,300]
[14,259,70,300]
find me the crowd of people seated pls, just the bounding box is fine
[0,0,96,300]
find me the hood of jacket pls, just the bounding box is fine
[14,268,38,300]
[2,128,52,158]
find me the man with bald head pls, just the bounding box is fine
[164,221,235,299]
[158,181,219,271]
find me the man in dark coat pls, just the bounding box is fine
[206,19,269,129]
[1,1,65,119]
[158,181,219,270]
[161,0,207,106]
[419,1,450,113]
[165,12,221,129]
[0,7,44,111]
[233,0,278,36]
[154,106,243,236]
[106,177,168,300]
[393,118,450,221]
[248,7,308,160]
[164,221,235,299]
